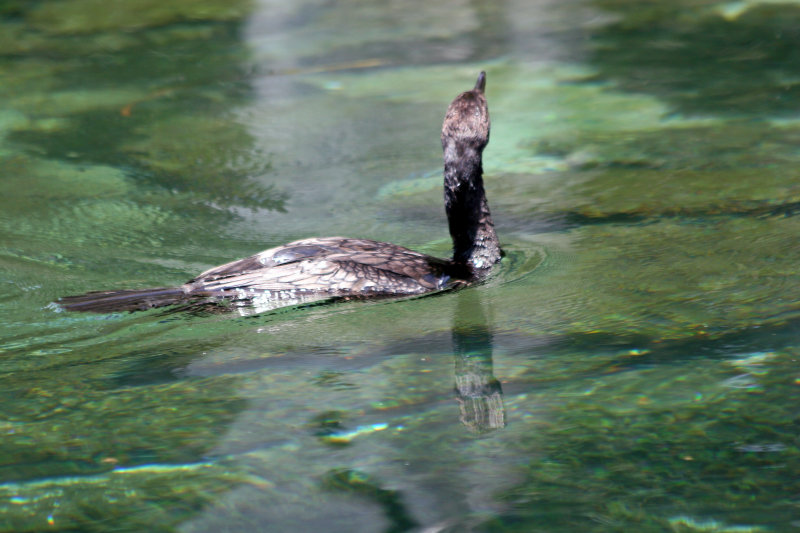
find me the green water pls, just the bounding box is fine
[1,0,799,531]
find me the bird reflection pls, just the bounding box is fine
[451,289,505,432]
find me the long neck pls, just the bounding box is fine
[443,144,502,273]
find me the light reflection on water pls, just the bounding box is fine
[0,0,799,531]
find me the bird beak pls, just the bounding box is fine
[474,71,486,93]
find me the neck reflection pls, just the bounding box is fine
[452,289,505,432]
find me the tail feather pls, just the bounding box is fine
[58,287,188,313]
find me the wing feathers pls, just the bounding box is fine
[186,238,451,300]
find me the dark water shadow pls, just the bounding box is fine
[3,9,284,212]
[498,311,800,384]
[323,469,419,533]
[588,2,800,117]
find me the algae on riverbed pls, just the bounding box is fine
[1,0,800,531]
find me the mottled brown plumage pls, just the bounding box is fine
[59,72,500,314]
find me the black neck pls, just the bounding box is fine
[443,145,501,273]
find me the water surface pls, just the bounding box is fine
[1,0,799,531]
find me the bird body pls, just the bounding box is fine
[59,72,500,314]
